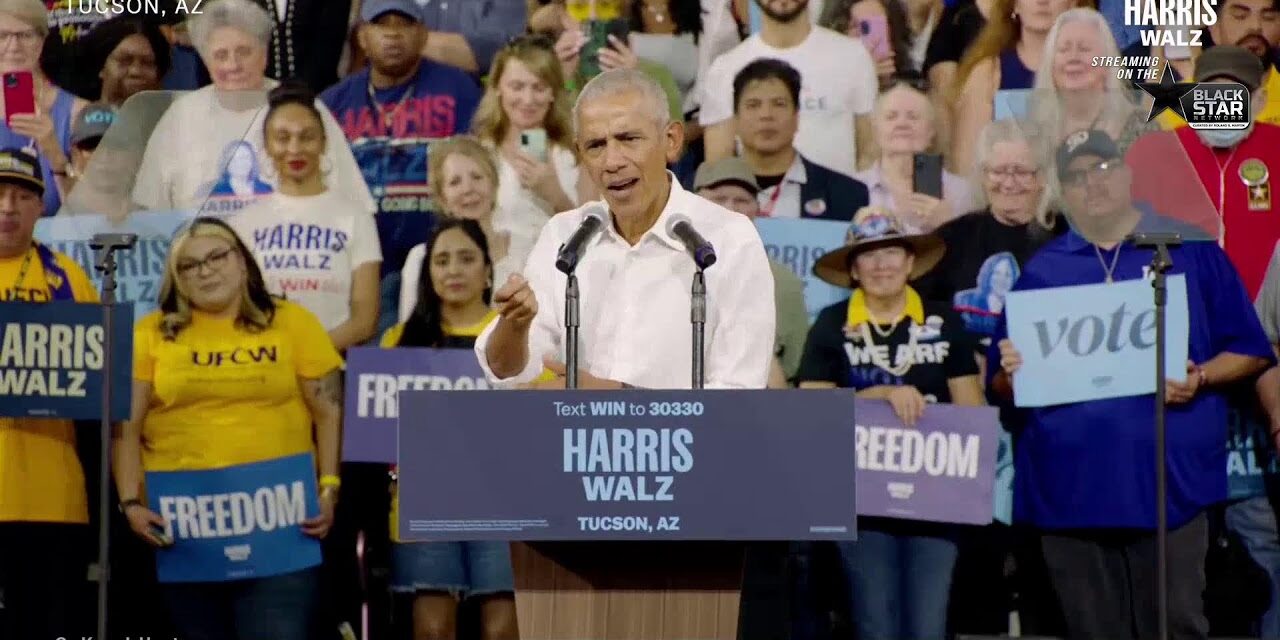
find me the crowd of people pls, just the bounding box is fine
[1,0,1280,638]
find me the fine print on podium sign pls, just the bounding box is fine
[396,390,860,541]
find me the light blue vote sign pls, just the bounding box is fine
[1005,276,1189,407]
[146,453,322,583]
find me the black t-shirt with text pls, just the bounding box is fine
[797,299,979,402]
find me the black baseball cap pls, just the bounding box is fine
[1056,129,1121,182]
[71,103,117,148]
[0,148,44,196]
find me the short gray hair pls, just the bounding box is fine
[189,0,273,58]
[972,119,1056,229]
[573,69,670,135]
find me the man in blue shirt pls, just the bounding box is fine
[320,0,482,332]
[990,130,1274,639]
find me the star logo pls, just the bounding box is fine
[1135,66,1199,122]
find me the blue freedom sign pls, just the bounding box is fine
[35,210,199,323]
[344,346,490,463]
[1005,276,1190,407]
[754,218,850,323]
[146,453,322,583]
[855,401,1000,525]
[396,389,862,541]
[0,301,132,420]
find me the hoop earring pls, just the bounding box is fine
[262,161,277,182]
[321,156,333,177]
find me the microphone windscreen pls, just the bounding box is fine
[665,213,692,236]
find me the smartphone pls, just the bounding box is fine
[858,16,892,60]
[3,71,34,127]
[913,153,944,198]
[520,128,548,162]
[580,18,631,80]
[149,525,174,547]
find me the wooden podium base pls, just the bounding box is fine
[511,541,745,639]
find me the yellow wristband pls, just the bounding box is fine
[319,475,341,489]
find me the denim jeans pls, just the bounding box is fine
[1227,496,1280,638]
[163,567,320,640]
[838,525,959,640]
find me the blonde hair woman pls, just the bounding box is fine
[113,217,343,640]
[471,37,592,277]
[399,135,517,322]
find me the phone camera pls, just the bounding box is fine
[4,75,16,88]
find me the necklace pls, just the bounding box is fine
[9,245,33,295]
[858,316,917,377]
[1094,243,1122,283]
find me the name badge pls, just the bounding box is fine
[1239,158,1271,211]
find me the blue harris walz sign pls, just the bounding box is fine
[0,301,132,420]
[146,453,322,583]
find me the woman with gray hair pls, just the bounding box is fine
[0,0,88,215]
[917,118,1062,342]
[914,118,1066,636]
[131,0,373,215]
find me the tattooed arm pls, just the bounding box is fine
[300,368,343,481]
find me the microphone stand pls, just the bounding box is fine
[89,233,137,640]
[1131,231,1181,640]
[565,273,580,390]
[691,269,706,389]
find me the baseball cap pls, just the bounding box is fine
[361,0,425,23]
[693,157,760,194]
[1055,129,1120,181]
[1195,45,1265,89]
[0,148,44,196]
[71,103,117,148]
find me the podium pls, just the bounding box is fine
[510,541,745,638]
[395,388,859,639]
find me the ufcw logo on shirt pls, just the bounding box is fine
[191,346,279,366]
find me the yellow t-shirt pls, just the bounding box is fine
[0,246,99,523]
[1159,65,1280,130]
[133,300,343,472]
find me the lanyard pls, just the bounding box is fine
[760,180,785,217]
[9,245,33,294]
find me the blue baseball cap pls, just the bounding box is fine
[361,0,425,23]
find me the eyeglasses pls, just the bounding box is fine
[1060,160,1121,188]
[176,247,235,277]
[0,29,39,48]
[985,165,1040,184]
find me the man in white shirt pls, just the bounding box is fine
[476,69,776,390]
[700,0,877,178]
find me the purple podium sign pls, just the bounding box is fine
[855,401,1000,525]
[397,389,860,541]
[342,347,489,463]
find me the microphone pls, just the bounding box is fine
[666,214,717,269]
[555,205,608,274]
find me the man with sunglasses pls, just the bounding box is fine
[0,147,101,638]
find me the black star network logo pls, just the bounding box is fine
[1135,66,1199,122]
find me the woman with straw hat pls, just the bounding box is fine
[798,205,984,640]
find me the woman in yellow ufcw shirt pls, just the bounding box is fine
[385,218,518,640]
[111,217,343,640]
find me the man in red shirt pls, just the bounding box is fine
[1176,45,1280,299]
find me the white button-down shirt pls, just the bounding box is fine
[475,177,776,389]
